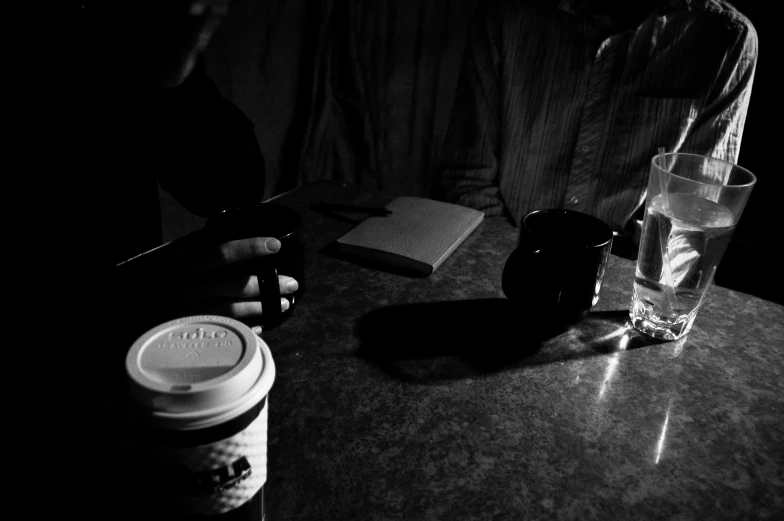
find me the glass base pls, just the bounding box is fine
[629,296,698,341]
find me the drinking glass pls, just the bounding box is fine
[630,153,756,340]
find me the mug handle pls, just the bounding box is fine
[257,264,282,329]
[206,209,283,328]
[501,235,541,303]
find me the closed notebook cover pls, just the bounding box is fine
[335,196,484,276]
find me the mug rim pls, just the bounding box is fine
[521,208,613,249]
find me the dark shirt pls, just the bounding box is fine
[109,56,266,264]
[52,4,265,265]
[40,2,267,382]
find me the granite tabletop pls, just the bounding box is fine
[86,181,782,520]
[255,181,784,520]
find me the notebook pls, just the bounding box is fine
[335,196,484,276]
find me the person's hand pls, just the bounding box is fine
[115,230,298,333]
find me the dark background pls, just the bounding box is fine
[713,1,782,304]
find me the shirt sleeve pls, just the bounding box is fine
[150,56,266,217]
[437,4,504,216]
[680,13,758,164]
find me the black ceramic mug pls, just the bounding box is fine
[207,203,305,330]
[502,209,613,327]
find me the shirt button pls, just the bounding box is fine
[570,196,579,205]
[591,92,600,101]
[581,145,590,153]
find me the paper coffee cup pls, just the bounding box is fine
[126,315,275,517]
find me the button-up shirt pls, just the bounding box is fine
[439,0,757,238]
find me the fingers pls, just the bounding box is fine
[163,273,298,300]
[219,238,281,265]
[117,234,283,279]
[185,237,283,277]
[145,295,291,326]
[211,273,298,298]
[204,298,291,319]
[147,272,297,326]
[279,275,299,295]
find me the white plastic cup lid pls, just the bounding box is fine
[126,315,275,430]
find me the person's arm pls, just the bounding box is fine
[618,12,757,258]
[149,56,266,217]
[680,13,758,162]
[437,4,504,216]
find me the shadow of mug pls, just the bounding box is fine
[355,298,547,382]
[502,209,613,331]
[354,303,669,384]
[207,203,305,331]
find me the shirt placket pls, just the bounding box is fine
[564,35,621,215]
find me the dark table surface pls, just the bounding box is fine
[252,181,784,520]
[91,181,782,520]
